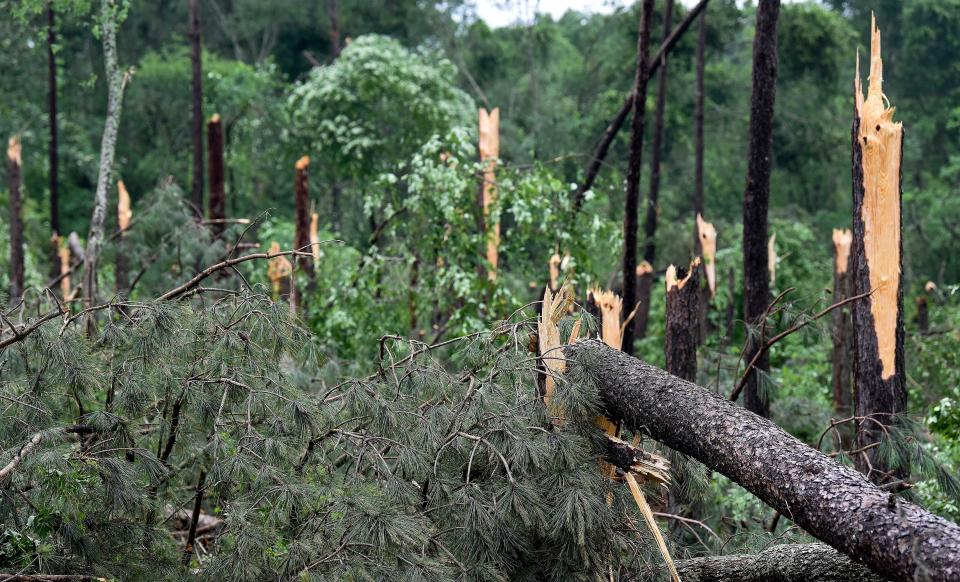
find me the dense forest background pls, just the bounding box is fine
[3,0,960,579]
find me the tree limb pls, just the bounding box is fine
[675,543,888,582]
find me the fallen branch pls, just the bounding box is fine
[565,339,960,582]
[675,543,887,582]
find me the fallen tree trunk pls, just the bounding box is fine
[675,543,887,582]
[564,339,960,582]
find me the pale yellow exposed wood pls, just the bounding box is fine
[590,288,623,351]
[855,15,902,380]
[925,281,937,293]
[295,155,310,170]
[768,233,777,286]
[479,108,500,281]
[117,180,132,231]
[538,286,572,407]
[266,241,293,297]
[636,260,653,277]
[6,136,21,165]
[832,229,852,274]
[696,213,717,297]
[665,257,701,292]
[548,252,561,290]
[625,472,681,582]
[58,238,71,298]
[310,212,321,263]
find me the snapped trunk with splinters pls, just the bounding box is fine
[851,16,905,482]
[7,136,23,305]
[115,180,132,293]
[665,258,701,384]
[294,156,313,276]
[207,114,226,238]
[697,214,716,297]
[478,108,500,281]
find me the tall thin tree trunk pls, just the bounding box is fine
[740,0,780,417]
[327,0,341,58]
[852,17,905,483]
[665,259,700,383]
[189,0,203,216]
[693,7,706,255]
[7,137,23,306]
[48,2,59,279]
[294,156,313,276]
[620,0,655,357]
[207,114,225,238]
[115,180,132,294]
[634,0,674,340]
[831,229,853,417]
[82,0,127,312]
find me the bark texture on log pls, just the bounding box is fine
[207,114,225,238]
[7,136,24,305]
[665,259,700,383]
[851,18,905,483]
[676,543,887,582]
[620,0,655,357]
[832,229,853,416]
[565,339,960,582]
[189,0,204,215]
[740,0,780,417]
[294,156,313,275]
[635,0,675,341]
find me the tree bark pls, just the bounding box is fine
[634,0,674,341]
[327,0,341,58]
[851,18,905,483]
[675,543,887,582]
[916,295,929,333]
[7,137,24,306]
[665,259,699,383]
[565,339,960,582]
[294,156,313,276]
[82,0,127,312]
[207,114,225,238]
[692,6,706,256]
[573,0,711,212]
[740,0,780,417]
[620,0,655,357]
[189,0,203,216]
[831,229,853,417]
[48,2,60,280]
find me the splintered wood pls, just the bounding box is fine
[537,286,578,411]
[266,241,292,297]
[117,180,132,231]
[548,253,562,291]
[479,108,500,281]
[833,229,852,274]
[855,15,902,380]
[310,212,321,263]
[696,213,716,297]
[767,233,777,286]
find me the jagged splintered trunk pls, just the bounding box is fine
[82,0,126,312]
[294,156,313,276]
[676,543,885,582]
[114,180,132,294]
[831,229,853,417]
[478,108,500,281]
[665,258,700,383]
[851,17,905,483]
[189,0,203,216]
[7,137,24,306]
[620,0,655,357]
[635,0,675,340]
[565,339,960,582]
[207,114,226,238]
[740,0,780,417]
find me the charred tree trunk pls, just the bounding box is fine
[676,543,887,582]
[7,137,24,306]
[620,0,655,357]
[831,229,853,417]
[565,339,960,582]
[207,114,225,238]
[188,0,204,216]
[740,0,780,417]
[294,156,313,276]
[327,0,341,58]
[48,2,60,280]
[851,18,905,483]
[916,295,929,333]
[665,259,700,382]
[572,0,711,212]
[635,0,674,340]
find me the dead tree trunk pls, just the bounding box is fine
[635,0,675,340]
[82,0,127,312]
[48,3,59,279]
[188,0,203,216]
[851,17,905,483]
[7,137,24,306]
[327,0,341,58]
[740,0,780,417]
[676,543,886,582]
[692,6,706,255]
[916,295,929,333]
[294,156,313,276]
[572,0,711,212]
[207,114,225,238]
[665,259,699,382]
[114,180,132,294]
[831,229,853,417]
[620,0,655,357]
[565,339,960,582]
[479,108,500,281]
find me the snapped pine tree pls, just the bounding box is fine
[831,228,853,416]
[665,258,700,383]
[293,156,313,277]
[478,107,500,281]
[739,0,780,417]
[851,16,905,483]
[188,0,204,215]
[696,213,717,341]
[114,180,132,293]
[207,114,226,238]
[7,136,23,306]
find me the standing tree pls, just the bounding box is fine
[47,1,59,278]
[851,17,905,483]
[478,107,499,281]
[635,0,675,339]
[693,4,707,255]
[82,0,128,311]
[294,155,313,276]
[831,228,853,416]
[327,0,341,58]
[740,0,781,417]
[207,113,225,238]
[665,258,700,383]
[621,0,656,356]
[188,0,203,215]
[7,136,24,306]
